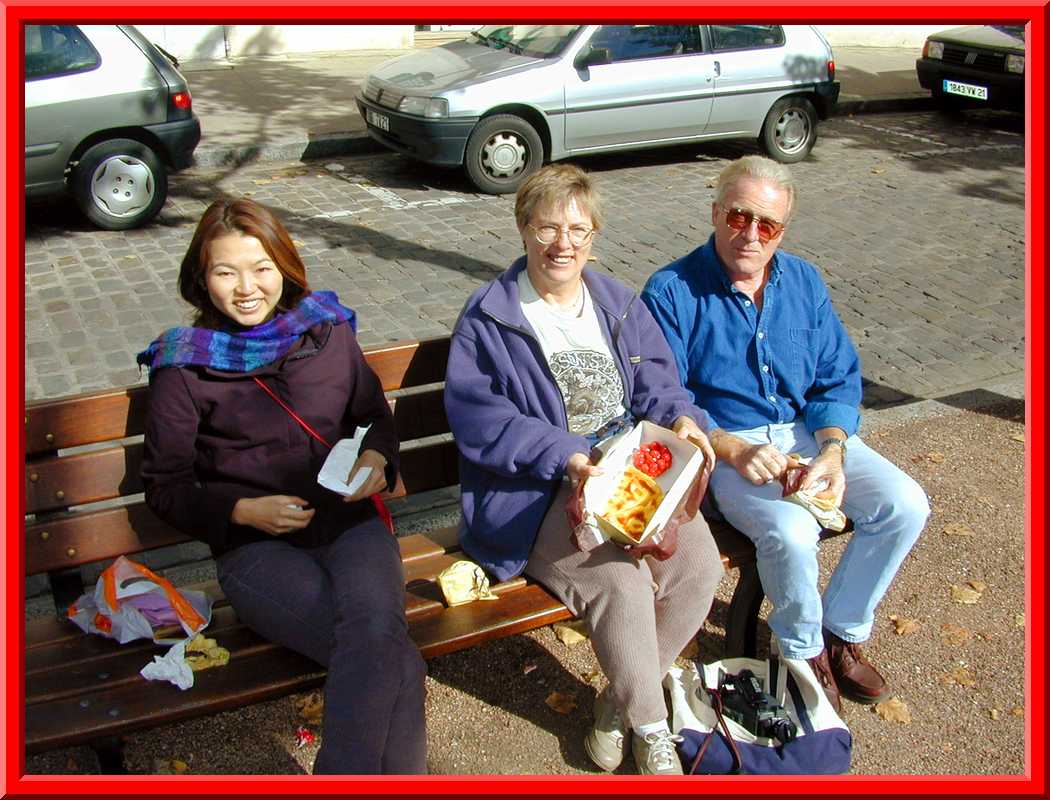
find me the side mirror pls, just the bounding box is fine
[574,46,611,70]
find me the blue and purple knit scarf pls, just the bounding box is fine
[136,290,356,374]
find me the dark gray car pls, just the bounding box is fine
[24,24,201,229]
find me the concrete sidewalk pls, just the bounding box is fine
[184,44,931,168]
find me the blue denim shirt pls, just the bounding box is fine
[642,236,861,436]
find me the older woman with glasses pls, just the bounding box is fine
[444,164,724,775]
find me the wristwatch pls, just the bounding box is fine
[819,437,847,460]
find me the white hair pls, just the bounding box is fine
[715,156,796,219]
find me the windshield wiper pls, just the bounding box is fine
[470,31,492,46]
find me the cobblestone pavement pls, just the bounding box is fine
[24,108,1025,405]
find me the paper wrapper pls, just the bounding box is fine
[437,560,498,606]
[780,456,847,532]
[582,421,706,546]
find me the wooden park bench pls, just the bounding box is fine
[24,334,847,771]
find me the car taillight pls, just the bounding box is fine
[827,59,835,80]
[171,91,192,111]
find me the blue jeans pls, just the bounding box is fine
[216,518,427,774]
[709,421,930,659]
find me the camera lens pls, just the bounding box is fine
[772,718,797,744]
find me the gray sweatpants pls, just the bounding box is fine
[524,481,725,729]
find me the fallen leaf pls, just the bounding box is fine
[1011,706,1024,717]
[888,615,921,635]
[294,691,324,725]
[545,691,577,715]
[926,451,945,463]
[153,758,189,774]
[944,666,977,687]
[870,167,886,175]
[940,623,970,646]
[292,239,306,247]
[1010,433,1025,443]
[874,697,911,723]
[951,583,983,604]
[1016,613,1025,628]
[990,708,1001,720]
[553,620,589,646]
[942,742,955,753]
[968,579,988,593]
[942,522,975,538]
[522,660,538,675]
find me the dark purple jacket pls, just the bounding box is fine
[444,257,713,582]
[141,320,398,557]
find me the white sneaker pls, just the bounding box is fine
[584,690,629,771]
[632,730,685,775]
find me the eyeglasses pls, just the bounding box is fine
[720,206,786,243]
[527,223,595,247]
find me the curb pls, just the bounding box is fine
[190,94,935,170]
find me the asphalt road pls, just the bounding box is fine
[24,107,1025,407]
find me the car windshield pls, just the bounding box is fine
[471,25,582,58]
[992,25,1025,42]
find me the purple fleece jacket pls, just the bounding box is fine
[444,257,714,582]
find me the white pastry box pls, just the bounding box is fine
[583,421,706,546]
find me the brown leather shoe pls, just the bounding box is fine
[806,649,842,714]
[823,629,891,704]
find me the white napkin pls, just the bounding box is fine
[140,638,194,690]
[317,426,373,497]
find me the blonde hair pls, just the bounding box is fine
[514,164,604,232]
[715,156,796,219]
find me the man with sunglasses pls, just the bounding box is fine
[641,156,930,714]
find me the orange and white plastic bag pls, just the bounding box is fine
[67,556,212,645]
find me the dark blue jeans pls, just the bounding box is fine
[216,517,427,774]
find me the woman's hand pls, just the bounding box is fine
[671,416,716,470]
[231,495,315,536]
[343,449,389,503]
[566,452,603,488]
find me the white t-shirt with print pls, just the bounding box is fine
[517,271,627,436]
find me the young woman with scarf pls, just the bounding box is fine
[137,198,426,774]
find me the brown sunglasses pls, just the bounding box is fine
[720,205,786,243]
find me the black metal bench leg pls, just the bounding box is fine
[91,737,127,774]
[724,563,765,659]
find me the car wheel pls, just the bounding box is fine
[464,114,543,195]
[759,97,818,164]
[71,138,168,230]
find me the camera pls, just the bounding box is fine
[719,669,797,744]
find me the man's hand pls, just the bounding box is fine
[567,452,603,488]
[800,445,846,508]
[232,495,315,536]
[671,415,715,470]
[709,428,797,485]
[343,449,389,503]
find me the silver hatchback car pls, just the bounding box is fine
[356,24,839,194]
[24,24,201,229]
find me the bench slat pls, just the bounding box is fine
[25,580,570,754]
[25,387,149,457]
[365,336,450,392]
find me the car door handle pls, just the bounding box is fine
[713,60,721,78]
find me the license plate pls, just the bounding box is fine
[366,109,389,132]
[943,79,988,100]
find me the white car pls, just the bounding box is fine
[24,24,201,229]
[356,24,839,194]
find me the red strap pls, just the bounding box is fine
[253,377,394,534]
[253,377,332,449]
